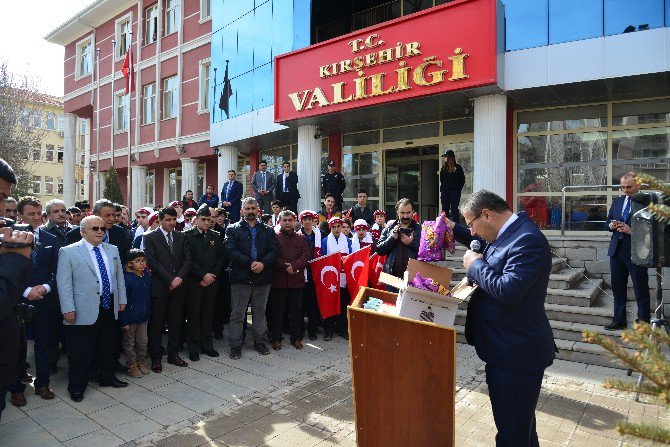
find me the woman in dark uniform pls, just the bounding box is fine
[439,149,465,223]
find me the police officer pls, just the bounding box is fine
[322,160,346,211]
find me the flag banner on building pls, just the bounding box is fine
[342,245,371,303]
[219,59,233,118]
[309,251,342,319]
[122,47,135,94]
[368,253,386,290]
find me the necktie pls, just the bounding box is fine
[103,231,109,243]
[226,182,232,199]
[284,174,288,192]
[167,232,173,252]
[93,246,111,309]
[621,198,631,222]
[262,172,266,190]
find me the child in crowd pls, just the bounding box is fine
[262,214,273,226]
[270,200,283,226]
[341,218,353,239]
[351,219,373,251]
[183,208,196,230]
[371,210,386,240]
[120,249,152,378]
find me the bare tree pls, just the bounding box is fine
[0,61,46,197]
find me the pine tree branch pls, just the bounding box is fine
[634,173,670,195]
[616,421,670,444]
[647,204,670,223]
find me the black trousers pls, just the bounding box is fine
[212,275,231,335]
[32,297,60,388]
[269,288,303,343]
[301,280,321,335]
[442,189,462,223]
[187,280,218,353]
[0,386,7,421]
[149,287,186,360]
[323,288,350,335]
[610,247,651,324]
[66,307,116,394]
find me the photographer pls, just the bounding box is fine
[0,158,34,421]
[375,198,421,286]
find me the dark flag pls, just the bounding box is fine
[212,67,217,123]
[219,60,233,119]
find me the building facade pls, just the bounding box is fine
[46,0,213,210]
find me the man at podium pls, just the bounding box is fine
[448,190,555,447]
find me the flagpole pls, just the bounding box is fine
[126,31,133,212]
[110,40,116,169]
[95,47,101,200]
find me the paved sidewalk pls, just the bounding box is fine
[1,332,668,446]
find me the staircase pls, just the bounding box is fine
[434,242,641,370]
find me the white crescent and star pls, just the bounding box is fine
[320,266,339,293]
[351,261,365,279]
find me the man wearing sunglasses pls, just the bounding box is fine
[57,215,128,402]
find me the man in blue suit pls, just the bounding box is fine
[605,172,650,330]
[450,190,555,447]
[221,170,243,223]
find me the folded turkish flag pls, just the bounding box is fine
[368,253,387,290]
[342,245,371,303]
[309,252,342,319]
[122,48,135,94]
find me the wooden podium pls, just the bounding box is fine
[348,287,456,446]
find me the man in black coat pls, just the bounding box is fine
[144,206,192,372]
[322,160,346,211]
[224,197,278,359]
[347,189,374,226]
[375,198,421,281]
[0,158,34,421]
[275,161,300,213]
[41,199,70,246]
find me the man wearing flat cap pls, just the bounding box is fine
[322,160,346,212]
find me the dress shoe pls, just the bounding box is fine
[115,361,127,374]
[213,332,223,340]
[35,387,55,400]
[167,356,189,367]
[604,321,627,331]
[10,392,26,407]
[323,333,333,341]
[189,352,200,362]
[201,349,219,357]
[151,360,163,373]
[308,333,317,341]
[254,342,270,355]
[272,341,282,351]
[230,347,242,360]
[70,392,84,403]
[338,332,349,340]
[99,377,129,388]
[292,340,303,350]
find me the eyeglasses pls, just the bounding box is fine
[465,211,483,228]
[89,226,105,232]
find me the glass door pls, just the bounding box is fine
[385,161,421,219]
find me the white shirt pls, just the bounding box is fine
[159,227,174,246]
[23,229,51,297]
[283,173,289,191]
[83,240,115,296]
[496,213,519,241]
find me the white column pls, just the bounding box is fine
[473,94,507,197]
[217,145,238,194]
[180,157,199,200]
[297,125,321,212]
[97,172,106,200]
[131,165,147,211]
[62,113,77,205]
[83,118,91,201]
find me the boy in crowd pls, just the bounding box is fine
[298,211,322,340]
[120,250,152,378]
[270,200,282,226]
[321,217,352,341]
[371,210,386,240]
[351,219,373,251]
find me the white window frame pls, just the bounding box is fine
[58,114,64,132]
[162,76,178,120]
[32,176,42,194]
[45,176,54,195]
[45,145,55,162]
[199,0,211,22]
[198,58,210,113]
[145,5,158,45]
[143,83,156,125]
[57,177,64,195]
[165,0,179,36]
[115,14,132,60]
[32,146,41,161]
[57,146,64,163]
[46,112,56,131]
[114,90,129,132]
[75,35,94,79]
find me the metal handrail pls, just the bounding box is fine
[560,184,620,237]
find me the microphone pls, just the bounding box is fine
[470,239,482,253]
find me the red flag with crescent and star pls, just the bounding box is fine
[309,251,342,319]
[368,252,387,290]
[342,245,371,303]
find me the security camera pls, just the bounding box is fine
[314,127,323,139]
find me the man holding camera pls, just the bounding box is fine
[375,198,422,284]
[0,158,34,421]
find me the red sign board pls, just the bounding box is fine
[274,0,498,123]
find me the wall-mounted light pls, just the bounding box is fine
[213,147,220,157]
[176,144,185,155]
[314,127,323,139]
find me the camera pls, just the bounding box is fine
[397,227,414,236]
[0,218,34,248]
[16,302,35,323]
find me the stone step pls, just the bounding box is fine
[548,267,584,290]
[437,257,566,274]
[545,278,603,307]
[544,303,612,326]
[550,320,630,344]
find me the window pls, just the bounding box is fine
[167,167,182,202]
[79,152,85,166]
[200,0,210,20]
[145,5,158,44]
[33,110,42,128]
[57,178,63,195]
[115,91,129,131]
[199,59,210,112]
[117,18,131,58]
[57,146,64,163]
[143,83,156,124]
[45,176,54,195]
[58,114,64,132]
[32,176,41,194]
[162,76,178,119]
[76,37,93,78]
[32,147,41,161]
[46,112,55,130]
[80,118,87,135]
[165,0,179,36]
[45,145,55,162]
[146,170,155,206]
[20,109,30,127]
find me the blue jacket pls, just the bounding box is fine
[606,195,632,258]
[220,180,243,209]
[454,212,555,372]
[321,235,352,255]
[119,271,152,326]
[198,193,220,208]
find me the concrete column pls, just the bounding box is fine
[131,165,147,212]
[473,94,507,197]
[83,118,91,202]
[62,113,77,205]
[180,157,199,200]
[297,124,321,212]
[217,145,238,194]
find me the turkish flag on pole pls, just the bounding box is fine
[309,252,342,319]
[342,245,371,303]
[368,253,387,290]
[122,47,135,95]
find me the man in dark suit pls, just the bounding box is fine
[221,170,243,224]
[605,172,650,330]
[275,161,300,213]
[41,199,70,245]
[251,160,275,214]
[450,190,555,447]
[143,206,192,372]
